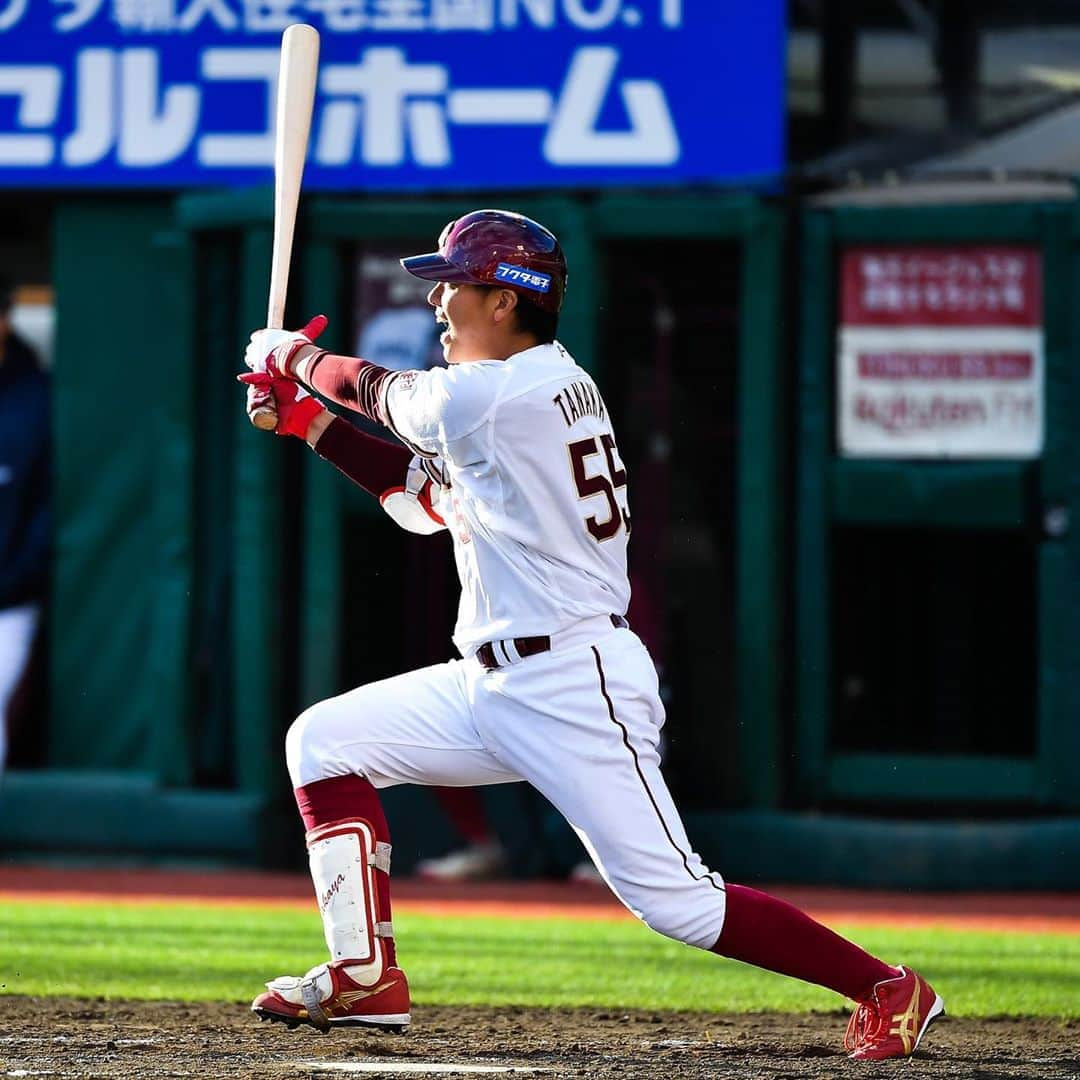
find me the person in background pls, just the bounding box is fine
[414,786,507,881]
[0,275,49,773]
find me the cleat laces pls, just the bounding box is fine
[844,998,884,1053]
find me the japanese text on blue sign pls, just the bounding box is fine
[0,1,784,189]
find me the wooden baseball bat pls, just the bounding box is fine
[250,22,321,431]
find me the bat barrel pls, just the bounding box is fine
[267,22,320,330]
[253,24,320,431]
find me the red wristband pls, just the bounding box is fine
[283,393,325,440]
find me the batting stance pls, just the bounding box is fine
[240,210,942,1061]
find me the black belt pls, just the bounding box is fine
[477,614,628,671]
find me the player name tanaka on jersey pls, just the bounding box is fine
[553,380,608,427]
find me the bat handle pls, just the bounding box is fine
[250,405,279,431]
[247,375,280,431]
[250,306,287,430]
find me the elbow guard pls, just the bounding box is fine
[379,455,448,535]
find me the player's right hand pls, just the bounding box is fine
[244,314,329,377]
[239,371,327,440]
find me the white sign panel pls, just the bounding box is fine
[837,247,1044,459]
[837,327,1043,458]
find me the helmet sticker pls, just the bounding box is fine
[494,262,552,294]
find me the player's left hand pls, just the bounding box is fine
[238,370,327,439]
[244,314,329,377]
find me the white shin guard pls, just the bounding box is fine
[306,819,393,984]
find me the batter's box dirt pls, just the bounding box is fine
[0,998,1076,1079]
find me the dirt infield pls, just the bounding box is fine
[1,996,1077,1079]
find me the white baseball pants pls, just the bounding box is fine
[0,603,40,772]
[287,617,727,949]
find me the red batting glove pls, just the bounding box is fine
[245,314,330,379]
[238,371,327,439]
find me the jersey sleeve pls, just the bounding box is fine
[380,364,497,461]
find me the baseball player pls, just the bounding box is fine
[239,210,943,1060]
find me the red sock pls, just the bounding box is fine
[433,786,493,847]
[294,774,397,968]
[711,884,898,1002]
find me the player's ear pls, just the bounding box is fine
[490,287,519,325]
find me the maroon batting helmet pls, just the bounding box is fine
[400,209,567,314]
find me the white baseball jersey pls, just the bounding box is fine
[379,342,632,655]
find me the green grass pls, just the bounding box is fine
[0,899,1077,1018]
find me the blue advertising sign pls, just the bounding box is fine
[0,1,784,189]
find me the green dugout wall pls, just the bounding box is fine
[1,191,787,868]
[6,187,1080,888]
[796,200,1080,808]
[2,199,277,857]
[788,195,1080,887]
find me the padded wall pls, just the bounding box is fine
[50,199,195,782]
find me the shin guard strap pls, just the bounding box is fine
[369,842,392,874]
[300,975,330,1032]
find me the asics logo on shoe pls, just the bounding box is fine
[335,982,398,1007]
[890,980,921,1055]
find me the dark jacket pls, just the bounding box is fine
[0,332,49,609]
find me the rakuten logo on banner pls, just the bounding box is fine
[837,247,1044,459]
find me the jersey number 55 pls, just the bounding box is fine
[569,434,631,543]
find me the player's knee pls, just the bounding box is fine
[284,708,315,788]
[284,702,343,788]
[285,700,380,788]
[632,893,726,950]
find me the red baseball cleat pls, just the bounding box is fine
[252,960,410,1033]
[845,966,944,1060]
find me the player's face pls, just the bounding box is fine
[427,281,500,364]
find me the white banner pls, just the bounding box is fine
[837,327,1044,459]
